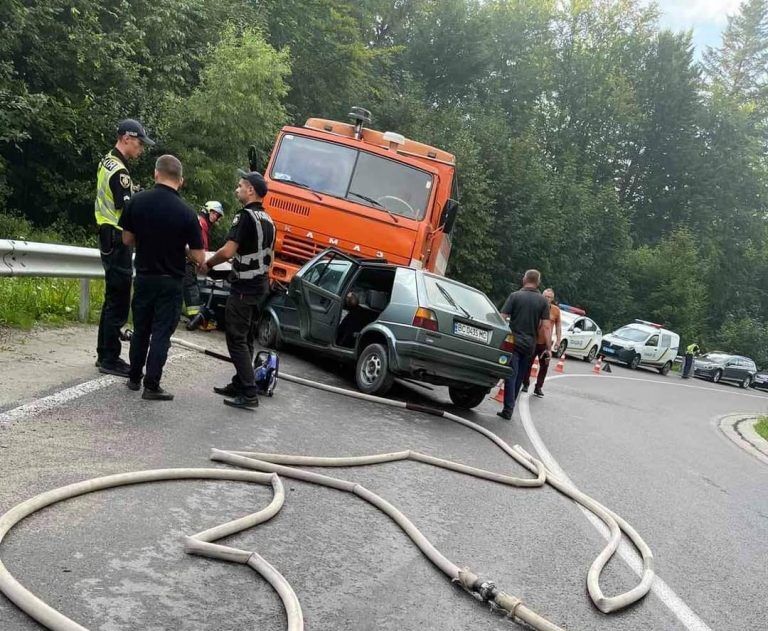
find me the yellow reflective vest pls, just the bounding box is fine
[94,152,130,228]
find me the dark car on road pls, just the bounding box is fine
[751,370,768,391]
[693,352,757,389]
[257,248,515,408]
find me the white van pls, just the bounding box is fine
[600,320,680,375]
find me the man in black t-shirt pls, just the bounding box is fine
[201,170,275,409]
[119,155,204,400]
[497,269,551,420]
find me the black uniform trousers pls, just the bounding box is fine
[97,225,133,365]
[129,275,183,389]
[225,292,267,397]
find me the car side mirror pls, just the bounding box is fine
[439,199,460,234]
[248,145,266,173]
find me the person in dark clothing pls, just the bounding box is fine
[497,270,552,420]
[200,170,275,409]
[95,119,154,376]
[119,155,204,400]
[182,200,224,321]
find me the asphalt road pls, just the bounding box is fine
[1,334,767,631]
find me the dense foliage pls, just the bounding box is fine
[1,0,767,363]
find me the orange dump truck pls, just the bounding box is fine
[253,107,459,284]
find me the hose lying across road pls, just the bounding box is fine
[0,335,655,631]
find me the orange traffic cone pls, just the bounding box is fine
[593,356,603,374]
[555,356,566,373]
[530,356,540,379]
[492,380,505,402]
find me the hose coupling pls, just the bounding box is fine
[475,580,498,602]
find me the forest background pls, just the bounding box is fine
[1,0,767,363]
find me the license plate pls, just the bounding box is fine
[453,322,489,343]
[603,347,614,354]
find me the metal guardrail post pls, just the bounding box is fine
[79,279,90,322]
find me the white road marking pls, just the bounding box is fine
[519,376,715,631]
[0,352,191,426]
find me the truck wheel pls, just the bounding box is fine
[586,345,598,362]
[629,354,641,370]
[659,361,672,376]
[257,315,281,350]
[448,386,490,409]
[356,343,394,396]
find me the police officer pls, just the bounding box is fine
[682,342,700,379]
[200,171,275,409]
[94,119,154,376]
[182,201,224,320]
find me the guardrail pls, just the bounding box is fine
[1,239,104,321]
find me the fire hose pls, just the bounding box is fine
[0,334,655,631]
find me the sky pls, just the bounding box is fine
[652,0,741,53]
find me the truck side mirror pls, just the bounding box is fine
[439,199,460,234]
[248,145,266,173]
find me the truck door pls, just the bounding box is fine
[289,251,357,344]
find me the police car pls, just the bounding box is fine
[555,304,603,362]
[600,320,680,374]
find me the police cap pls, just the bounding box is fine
[117,119,155,146]
[237,169,268,198]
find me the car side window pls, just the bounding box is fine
[573,319,584,331]
[646,334,659,346]
[582,319,596,332]
[304,255,354,295]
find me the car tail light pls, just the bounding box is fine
[413,307,438,331]
[501,334,515,352]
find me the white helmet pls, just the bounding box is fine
[203,201,224,217]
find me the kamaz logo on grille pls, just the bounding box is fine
[282,225,384,258]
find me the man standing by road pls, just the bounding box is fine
[497,270,552,420]
[522,287,561,398]
[94,119,154,377]
[682,342,700,379]
[182,201,224,321]
[200,171,275,409]
[119,155,204,400]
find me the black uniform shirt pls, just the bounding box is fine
[107,148,133,211]
[226,201,275,295]
[119,184,203,278]
[501,287,550,354]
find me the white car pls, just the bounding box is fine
[600,320,680,375]
[555,307,603,362]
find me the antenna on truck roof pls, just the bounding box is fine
[348,106,372,140]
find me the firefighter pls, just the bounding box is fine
[182,201,224,321]
[200,171,275,409]
[94,119,154,376]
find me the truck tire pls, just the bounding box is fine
[448,385,490,409]
[356,343,395,396]
[659,361,672,376]
[629,354,641,370]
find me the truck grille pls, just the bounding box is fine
[282,234,323,262]
[269,196,311,217]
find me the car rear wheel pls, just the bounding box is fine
[356,343,395,396]
[257,315,280,350]
[741,375,752,389]
[712,369,722,383]
[629,354,641,370]
[586,345,598,362]
[555,340,567,358]
[659,361,672,376]
[448,385,490,409]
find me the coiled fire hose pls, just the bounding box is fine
[0,335,655,631]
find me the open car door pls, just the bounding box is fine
[288,250,357,344]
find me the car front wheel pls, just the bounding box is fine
[586,345,598,362]
[659,361,672,376]
[712,369,722,383]
[356,343,395,396]
[448,385,490,409]
[257,314,280,349]
[629,354,641,370]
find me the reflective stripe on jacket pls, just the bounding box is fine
[231,208,275,280]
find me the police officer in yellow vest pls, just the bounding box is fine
[682,342,700,379]
[95,119,154,376]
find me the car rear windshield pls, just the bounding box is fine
[271,134,433,220]
[613,326,649,342]
[423,275,504,326]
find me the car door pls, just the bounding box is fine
[640,333,660,363]
[581,318,599,354]
[723,358,743,382]
[568,318,588,353]
[289,250,357,344]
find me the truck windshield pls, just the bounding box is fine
[271,134,433,220]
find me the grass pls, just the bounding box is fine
[0,277,104,328]
[755,416,768,442]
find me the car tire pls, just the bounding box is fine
[586,346,598,362]
[356,343,395,396]
[741,376,752,389]
[556,340,567,358]
[659,361,672,376]
[712,369,722,383]
[257,314,281,350]
[448,385,489,409]
[629,354,641,370]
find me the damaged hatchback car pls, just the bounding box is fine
[256,248,514,408]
